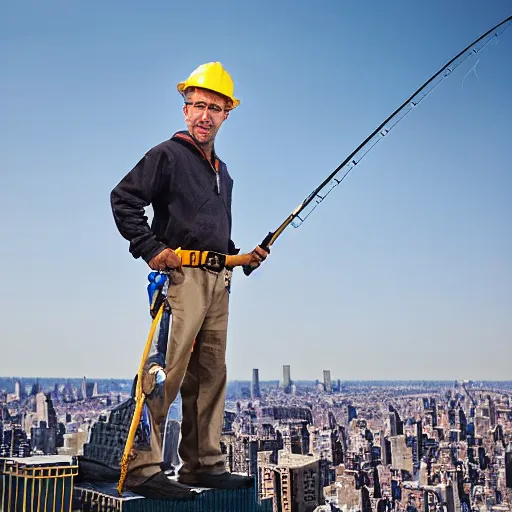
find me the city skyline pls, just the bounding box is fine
[1,374,512,389]
[2,1,511,380]
[2,371,511,509]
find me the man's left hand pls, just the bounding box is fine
[247,245,270,269]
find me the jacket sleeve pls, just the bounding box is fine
[110,147,169,263]
[225,168,239,255]
[228,239,240,255]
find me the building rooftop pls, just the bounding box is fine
[74,481,272,512]
[277,452,319,467]
[1,454,74,465]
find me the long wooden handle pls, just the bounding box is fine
[225,254,253,267]
[117,304,164,495]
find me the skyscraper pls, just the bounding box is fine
[389,406,403,436]
[323,370,332,393]
[488,395,496,427]
[381,433,392,466]
[36,392,48,424]
[85,382,96,398]
[348,405,358,423]
[52,383,60,401]
[506,443,512,489]
[415,420,423,464]
[459,408,467,438]
[360,485,372,512]
[251,369,260,399]
[14,380,21,400]
[81,376,87,401]
[389,435,413,472]
[431,398,438,427]
[282,365,291,394]
[260,452,324,511]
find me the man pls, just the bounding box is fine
[110,62,268,498]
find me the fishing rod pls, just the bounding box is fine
[244,15,512,276]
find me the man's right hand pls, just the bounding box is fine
[148,248,182,271]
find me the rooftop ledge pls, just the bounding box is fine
[74,480,273,512]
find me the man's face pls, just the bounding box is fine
[183,88,230,146]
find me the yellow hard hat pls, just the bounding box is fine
[177,62,240,109]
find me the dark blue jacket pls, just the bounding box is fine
[111,131,237,263]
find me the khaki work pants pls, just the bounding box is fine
[127,267,229,483]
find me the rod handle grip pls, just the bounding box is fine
[243,232,273,276]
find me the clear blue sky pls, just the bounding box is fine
[1,1,511,381]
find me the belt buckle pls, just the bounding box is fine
[202,251,226,272]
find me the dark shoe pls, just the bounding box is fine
[128,471,196,500]
[76,457,120,483]
[179,471,254,490]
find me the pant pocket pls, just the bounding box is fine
[169,268,185,285]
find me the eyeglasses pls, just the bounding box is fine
[184,101,229,114]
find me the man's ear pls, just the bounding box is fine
[183,104,191,121]
[224,111,230,120]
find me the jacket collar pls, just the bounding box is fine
[172,131,221,171]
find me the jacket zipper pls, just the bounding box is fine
[204,154,221,195]
[187,139,221,194]
[203,154,221,195]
